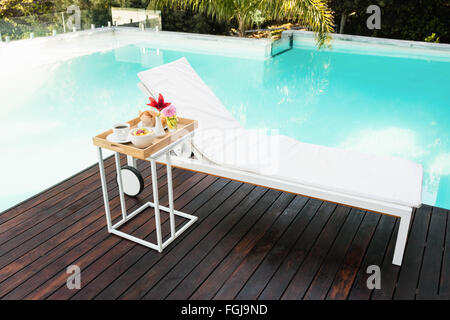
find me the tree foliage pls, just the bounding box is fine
[1,0,448,44]
[0,0,53,18]
[147,0,334,46]
[328,0,450,43]
[160,6,229,35]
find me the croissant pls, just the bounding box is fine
[139,110,167,127]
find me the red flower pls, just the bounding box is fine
[147,94,171,112]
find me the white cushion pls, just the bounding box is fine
[138,57,242,132]
[278,136,423,207]
[138,58,423,208]
[138,57,242,161]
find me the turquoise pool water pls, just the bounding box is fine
[2,39,449,212]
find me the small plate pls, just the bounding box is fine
[107,133,131,144]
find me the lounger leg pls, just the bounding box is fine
[392,213,412,266]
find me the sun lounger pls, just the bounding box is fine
[137,57,423,266]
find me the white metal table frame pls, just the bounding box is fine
[97,132,198,252]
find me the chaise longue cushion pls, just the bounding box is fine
[138,58,423,208]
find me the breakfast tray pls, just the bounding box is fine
[93,117,198,160]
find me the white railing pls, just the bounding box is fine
[0,8,161,43]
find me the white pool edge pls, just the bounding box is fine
[2,27,449,65]
[288,30,450,51]
[0,27,273,61]
[2,27,449,51]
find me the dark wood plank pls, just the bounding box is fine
[93,177,232,300]
[281,205,352,300]
[304,208,366,300]
[142,186,267,300]
[439,209,450,299]
[138,183,257,300]
[0,166,188,299]
[0,162,159,282]
[346,214,396,300]
[213,195,306,300]
[370,219,401,300]
[166,189,282,300]
[0,156,122,245]
[0,155,447,300]
[416,207,447,300]
[258,201,336,300]
[393,206,432,299]
[0,156,116,224]
[326,211,380,300]
[0,163,145,286]
[191,192,294,300]
[0,160,152,260]
[21,170,204,300]
[235,198,321,300]
[67,181,252,299]
[47,172,215,300]
[117,180,244,300]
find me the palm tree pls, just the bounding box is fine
[147,0,334,46]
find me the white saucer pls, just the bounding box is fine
[107,133,131,144]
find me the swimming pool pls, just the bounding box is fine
[1,30,449,211]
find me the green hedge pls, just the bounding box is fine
[328,0,449,43]
[160,7,229,36]
[2,1,448,43]
[160,1,449,44]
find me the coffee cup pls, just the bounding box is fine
[113,123,130,140]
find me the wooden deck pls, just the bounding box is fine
[0,156,448,300]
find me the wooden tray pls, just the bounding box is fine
[93,117,197,160]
